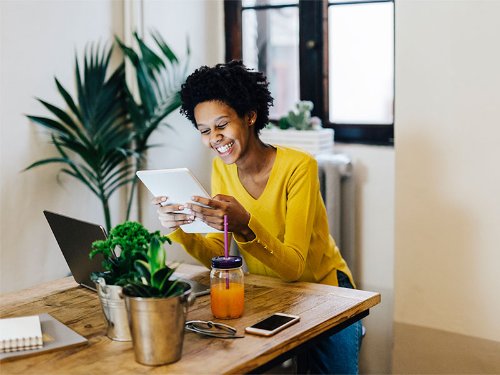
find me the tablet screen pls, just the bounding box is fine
[136,168,222,233]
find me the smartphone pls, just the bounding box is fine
[245,313,300,337]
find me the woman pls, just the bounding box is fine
[154,60,362,374]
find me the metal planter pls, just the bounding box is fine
[124,282,194,366]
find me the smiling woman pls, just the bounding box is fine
[152,60,361,374]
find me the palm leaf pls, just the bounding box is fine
[26,41,131,230]
[151,31,179,64]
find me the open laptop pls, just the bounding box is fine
[43,210,210,296]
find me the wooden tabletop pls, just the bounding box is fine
[0,264,380,374]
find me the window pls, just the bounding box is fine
[225,0,394,145]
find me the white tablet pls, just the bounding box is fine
[136,168,222,233]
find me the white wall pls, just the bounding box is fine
[0,0,125,293]
[395,0,500,342]
[0,0,224,293]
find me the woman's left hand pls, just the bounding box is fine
[187,194,254,239]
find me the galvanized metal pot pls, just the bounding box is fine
[96,280,132,341]
[124,282,195,366]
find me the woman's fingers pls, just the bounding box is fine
[158,212,194,229]
[187,202,222,221]
[157,203,186,214]
[152,196,168,205]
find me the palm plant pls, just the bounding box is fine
[26,32,189,230]
[116,31,190,219]
[26,44,134,231]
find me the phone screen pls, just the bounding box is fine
[250,314,297,331]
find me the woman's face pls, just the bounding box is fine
[194,100,255,164]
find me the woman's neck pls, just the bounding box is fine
[236,136,275,177]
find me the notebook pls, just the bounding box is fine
[43,210,210,296]
[0,314,88,362]
[0,315,43,353]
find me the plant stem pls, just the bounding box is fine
[125,178,137,221]
[102,196,111,233]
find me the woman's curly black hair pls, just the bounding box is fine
[180,60,274,135]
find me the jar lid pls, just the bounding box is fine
[211,256,243,269]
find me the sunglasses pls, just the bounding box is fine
[185,320,244,339]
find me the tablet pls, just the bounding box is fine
[136,168,222,233]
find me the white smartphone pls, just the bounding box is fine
[245,313,300,337]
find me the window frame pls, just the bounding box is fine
[224,0,394,146]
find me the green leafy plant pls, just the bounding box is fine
[276,100,323,131]
[25,32,189,231]
[25,44,134,231]
[89,221,169,286]
[123,235,186,298]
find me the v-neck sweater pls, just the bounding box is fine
[169,146,354,287]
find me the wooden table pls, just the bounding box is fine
[0,264,380,374]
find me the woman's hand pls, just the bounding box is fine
[152,196,195,233]
[187,194,256,241]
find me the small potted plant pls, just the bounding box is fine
[122,235,194,366]
[89,221,168,341]
[260,100,334,154]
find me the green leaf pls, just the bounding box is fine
[23,157,71,171]
[36,98,80,135]
[55,78,83,123]
[134,259,151,280]
[27,115,72,136]
[151,31,179,63]
[134,31,165,71]
[147,236,165,275]
[164,279,182,297]
[151,266,174,290]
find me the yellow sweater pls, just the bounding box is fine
[169,146,354,287]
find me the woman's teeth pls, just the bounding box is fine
[216,142,234,154]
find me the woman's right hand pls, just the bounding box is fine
[152,196,195,232]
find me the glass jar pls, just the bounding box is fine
[210,256,244,319]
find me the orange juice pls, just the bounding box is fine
[210,282,244,319]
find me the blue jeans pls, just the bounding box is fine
[298,271,363,374]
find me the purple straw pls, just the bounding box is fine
[224,215,229,258]
[224,215,229,289]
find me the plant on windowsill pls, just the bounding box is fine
[260,101,334,154]
[277,100,322,131]
[88,221,170,341]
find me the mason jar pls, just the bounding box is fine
[210,256,244,319]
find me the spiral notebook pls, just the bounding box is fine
[0,314,88,362]
[0,315,43,353]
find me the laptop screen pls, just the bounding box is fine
[43,210,210,296]
[44,211,107,291]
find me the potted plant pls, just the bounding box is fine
[260,100,334,154]
[25,32,189,231]
[122,235,194,366]
[89,221,168,341]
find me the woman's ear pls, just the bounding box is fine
[246,111,257,127]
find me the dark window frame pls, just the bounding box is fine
[224,0,394,146]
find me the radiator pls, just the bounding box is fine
[316,153,356,279]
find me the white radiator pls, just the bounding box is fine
[316,153,356,280]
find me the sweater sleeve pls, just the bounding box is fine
[233,157,318,281]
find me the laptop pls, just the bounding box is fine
[43,210,210,296]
